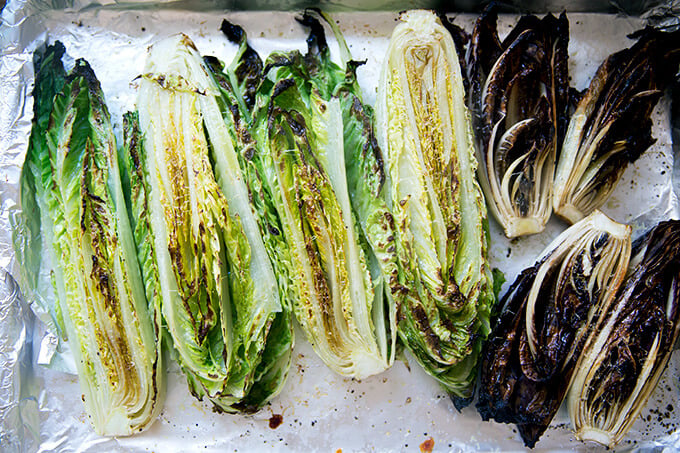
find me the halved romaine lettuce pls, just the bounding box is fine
[244,11,399,379]
[133,34,291,412]
[376,10,495,405]
[18,43,164,435]
[208,21,295,408]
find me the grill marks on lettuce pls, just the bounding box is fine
[567,220,680,447]
[244,11,399,379]
[207,25,295,411]
[133,34,291,412]
[18,43,164,435]
[376,10,495,405]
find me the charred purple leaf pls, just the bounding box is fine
[477,211,631,447]
[554,28,680,224]
[567,220,680,447]
[468,6,569,238]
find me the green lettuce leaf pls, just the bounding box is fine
[242,11,400,378]
[17,43,164,435]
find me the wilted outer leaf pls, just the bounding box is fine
[135,34,289,412]
[567,220,680,447]
[468,7,569,237]
[375,10,495,404]
[477,211,631,447]
[15,43,67,336]
[18,44,164,435]
[553,28,680,224]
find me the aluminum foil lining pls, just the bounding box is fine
[1,1,679,451]
[0,271,40,453]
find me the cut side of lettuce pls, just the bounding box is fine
[245,11,399,379]
[376,10,495,405]
[553,29,680,224]
[17,42,164,436]
[567,220,680,447]
[133,34,291,412]
[467,6,570,237]
[477,211,631,447]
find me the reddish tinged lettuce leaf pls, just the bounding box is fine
[477,211,631,447]
[554,28,680,224]
[568,220,680,447]
[468,6,569,238]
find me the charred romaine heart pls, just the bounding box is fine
[468,7,569,238]
[248,11,400,379]
[132,33,292,413]
[17,43,164,435]
[376,10,495,405]
[553,28,680,224]
[477,211,631,447]
[567,220,680,447]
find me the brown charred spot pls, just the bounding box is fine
[446,285,467,311]
[268,414,283,429]
[304,239,316,262]
[592,232,610,253]
[263,54,296,77]
[288,116,305,137]
[196,318,211,346]
[297,11,328,55]
[271,78,296,100]
[350,96,363,116]
[442,317,456,333]
[267,224,280,236]
[220,20,244,44]
[238,126,253,144]
[228,104,241,123]
[243,146,255,161]
[412,304,441,356]
[345,59,366,80]
[180,34,199,51]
